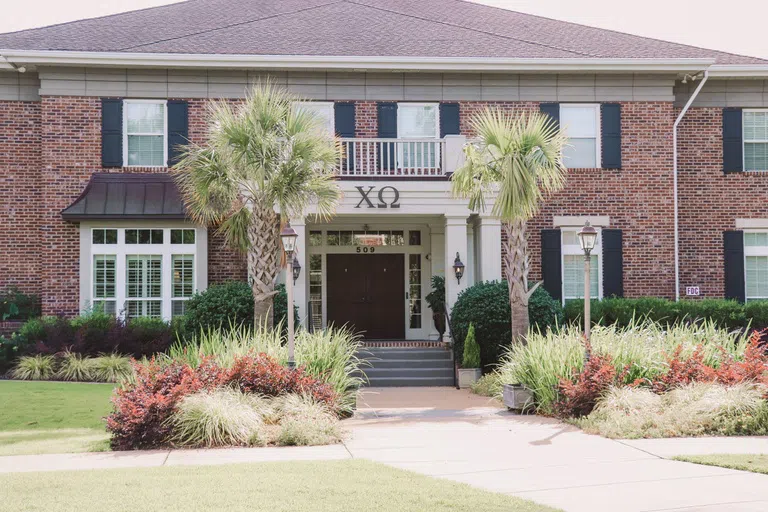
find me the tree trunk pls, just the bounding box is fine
[503,219,530,345]
[247,202,282,329]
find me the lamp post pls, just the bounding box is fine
[280,222,299,369]
[577,221,598,342]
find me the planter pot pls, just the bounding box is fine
[457,368,482,389]
[502,384,534,412]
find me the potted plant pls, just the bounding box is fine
[457,323,481,388]
[424,276,446,342]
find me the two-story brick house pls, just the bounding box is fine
[1,0,767,344]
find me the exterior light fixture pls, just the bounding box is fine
[292,256,301,284]
[453,252,465,284]
[280,221,299,369]
[577,221,598,345]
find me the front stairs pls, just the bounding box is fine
[358,344,454,387]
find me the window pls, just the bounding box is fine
[325,230,404,247]
[293,102,334,134]
[309,254,323,332]
[744,111,768,172]
[560,104,600,168]
[93,255,116,314]
[171,255,194,316]
[124,100,167,167]
[409,254,422,329]
[561,228,602,302]
[745,232,768,300]
[87,226,202,319]
[125,255,162,318]
[398,103,439,168]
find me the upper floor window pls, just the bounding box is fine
[293,101,334,135]
[124,100,167,167]
[744,110,768,172]
[744,231,768,300]
[560,104,600,169]
[561,227,602,302]
[398,103,439,169]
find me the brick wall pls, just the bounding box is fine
[677,107,768,298]
[0,101,42,297]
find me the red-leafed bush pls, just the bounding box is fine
[228,354,338,409]
[555,349,621,418]
[107,353,337,450]
[651,345,711,393]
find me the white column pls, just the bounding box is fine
[445,215,469,341]
[291,218,308,329]
[477,217,502,283]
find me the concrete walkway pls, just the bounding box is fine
[4,387,768,512]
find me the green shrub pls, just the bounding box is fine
[470,372,503,398]
[90,354,133,383]
[564,297,768,331]
[0,287,41,321]
[183,281,255,336]
[12,355,56,380]
[450,281,563,369]
[578,383,768,438]
[57,351,95,381]
[462,323,481,368]
[169,389,266,448]
[497,320,749,414]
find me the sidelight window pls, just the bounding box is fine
[409,254,422,329]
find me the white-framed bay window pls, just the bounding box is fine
[744,231,768,300]
[293,101,335,135]
[82,224,207,320]
[397,103,440,169]
[561,227,603,302]
[560,104,601,169]
[123,99,168,167]
[744,110,768,172]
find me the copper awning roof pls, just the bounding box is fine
[61,173,187,221]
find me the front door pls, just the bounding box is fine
[326,254,405,339]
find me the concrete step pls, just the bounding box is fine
[364,367,455,378]
[366,358,454,369]
[358,348,452,361]
[364,376,456,387]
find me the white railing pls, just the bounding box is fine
[338,138,446,177]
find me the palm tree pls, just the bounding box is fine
[452,108,567,344]
[173,82,342,327]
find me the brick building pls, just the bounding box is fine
[1,0,767,342]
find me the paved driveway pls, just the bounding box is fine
[348,387,768,512]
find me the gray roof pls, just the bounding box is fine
[62,173,187,220]
[0,0,764,64]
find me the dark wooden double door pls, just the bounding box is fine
[326,254,405,339]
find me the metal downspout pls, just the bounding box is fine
[674,69,709,301]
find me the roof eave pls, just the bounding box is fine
[0,49,716,72]
[707,64,768,78]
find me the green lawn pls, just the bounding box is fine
[0,459,559,512]
[0,380,114,455]
[674,453,768,475]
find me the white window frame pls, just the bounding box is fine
[293,101,335,135]
[397,103,440,170]
[86,225,206,320]
[743,230,768,300]
[560,103,601,169]
[123,99,168,168]
[743,109,768,173]
[561,227,603,304]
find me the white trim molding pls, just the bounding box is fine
[553,215,610,228]
[736,219,768,229]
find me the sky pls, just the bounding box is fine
[0,0,766,59]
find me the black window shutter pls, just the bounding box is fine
[439,103,460,137]
[101,98,123,167]
[540,103,560,131]
[167,101,189,167]
[377,102,397,170]
[541,229,562,302]
[724,230,745,302]
[334,102,356,138]
[602,229,624,297]
[723,108,743,173]
[601,103,622,169]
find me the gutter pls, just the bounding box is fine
[707,64,768,78]
[673,69,709,301]
[0,50,715,72]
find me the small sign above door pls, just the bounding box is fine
[355,186,401,209]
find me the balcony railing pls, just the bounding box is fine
[338,138,447,178]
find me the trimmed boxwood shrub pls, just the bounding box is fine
[563,297,768,332]
[450,281,563,369]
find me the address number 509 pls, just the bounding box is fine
[356,247,375,253]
